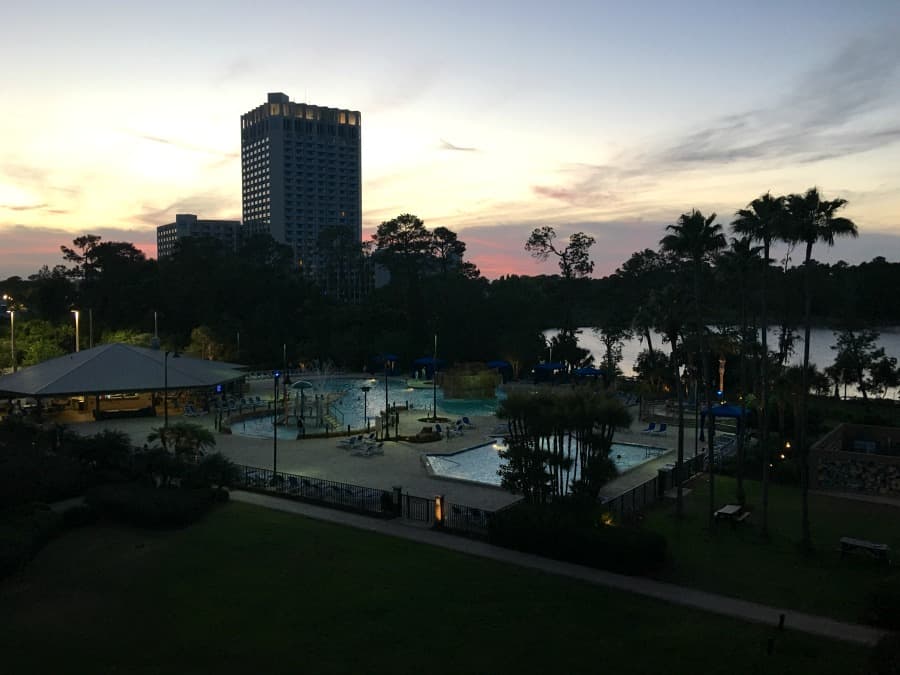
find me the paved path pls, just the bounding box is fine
[231,489,890,647]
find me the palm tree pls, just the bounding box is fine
[148,421,216,461]
[653,283,689,518]
[660,210,726,529]
[732,192,786,538]
[716,236,762,509]
[785,187,858,551]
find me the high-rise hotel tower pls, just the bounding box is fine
[241,92,361,271]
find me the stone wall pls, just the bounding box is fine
[812,450,900,497]
[810,423,900,497]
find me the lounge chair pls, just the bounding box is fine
[640,422,657,434]
[652,423,668,435]
[461,416,476,429]
[338,435,362,448]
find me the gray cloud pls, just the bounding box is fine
[1,203,48,212]
[126,130,239,158]
[658,33,900,167]
[135,192,240,227]
[530,32,900,213]
[440,139,478,152]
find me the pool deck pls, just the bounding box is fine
[50,378,704,511]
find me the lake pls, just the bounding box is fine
[546,326,900,397]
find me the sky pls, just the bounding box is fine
[2,0,899,280]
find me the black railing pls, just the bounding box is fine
[404,494,433,523]
[236,465,393,516]
[602,477,659,515]
[234,463,495,539]
[444,502,491,537]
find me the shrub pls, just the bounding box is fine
[863,574,900,629]
[0,505,61,580]
[870,633,900,675]
[61,503,99,529]
[181,453,240,490]
[86,483,217,529]
[488,502,667,575]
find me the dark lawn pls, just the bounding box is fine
[644,475,899,622]
[0,501,872,675]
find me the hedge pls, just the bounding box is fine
[0,504,61,580]
[488,502,667,575]
[86,483,219,529]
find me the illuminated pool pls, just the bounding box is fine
[231,376,503,438]
[424,441,667,487]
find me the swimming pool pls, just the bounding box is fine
[424,441,668,487]
[231,376,504,438]
[292,376,502,429]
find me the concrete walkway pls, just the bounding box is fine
[231,489,890,647]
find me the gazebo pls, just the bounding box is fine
[0,343,246,419]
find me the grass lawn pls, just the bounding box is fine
[0,501,875,675]
[644,474,899,623]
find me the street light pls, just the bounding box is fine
[3,294,15,373]
[164,350,180,434]
[432,333,438,423]
[360,385,371,430]
[273,370,280,477]
[383,358,393,440]
[72,310,80,352]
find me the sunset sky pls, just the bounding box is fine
[2,0,899,279]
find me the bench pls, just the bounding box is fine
[840,537,891,563]
[715,504,750,528]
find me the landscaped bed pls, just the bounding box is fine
[0,501,873,674]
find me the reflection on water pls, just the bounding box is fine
[425,441,667,487]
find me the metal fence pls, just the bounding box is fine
[602,476,659,515]
[234,463,495,539]
[404,494,434,524]
[235,465,392,516]
[602,453,707,516]
[444,502,492,538]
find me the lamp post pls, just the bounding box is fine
[360,385,371,430]
[273,370,280,476]
[718,355,726,397]
[432,333,438,423]
[3,294,15,373]
[88,309,93,349]
[72,310,80,352]
[163,350,180,434]
[384,359,392,440]
[8,309,14,373]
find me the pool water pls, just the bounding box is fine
[424,441,667,487]
[232,376,503,439]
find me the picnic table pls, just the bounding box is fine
[839,537,891,563]
[715,504,750,526]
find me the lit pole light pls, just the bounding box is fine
[360,385,371,430]
[72,309,80,352]
[3,294,16,372]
